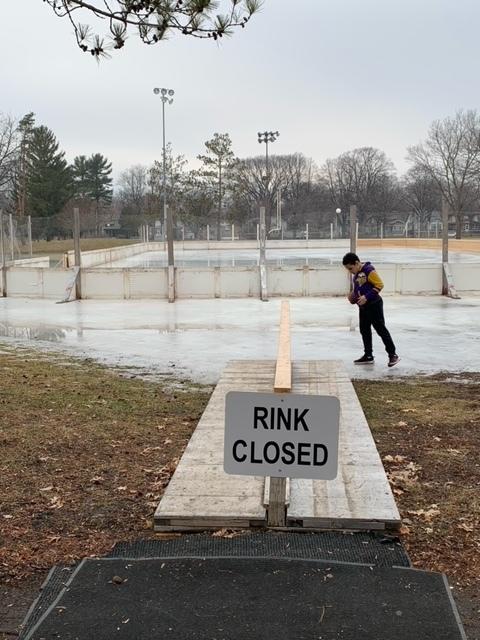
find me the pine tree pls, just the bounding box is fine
[198,133,237,240]
[15,112,35,217]
[26,126,73,220]
[72,155,91,199]
[87,153,112,233]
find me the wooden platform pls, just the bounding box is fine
[154,360,401,532]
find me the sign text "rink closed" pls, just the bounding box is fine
[224,392,340,480]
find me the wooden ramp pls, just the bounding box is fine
[154,360,401,532]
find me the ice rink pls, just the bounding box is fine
[97,246,480,269]
[1,295,479,383]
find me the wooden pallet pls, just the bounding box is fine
[154,359,401,532]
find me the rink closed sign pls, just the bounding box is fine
[224,392,340,480]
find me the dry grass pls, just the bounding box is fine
[354,375,480,588]
[358,237,480,253]
[31,238,140,262]
[0,346,211,583]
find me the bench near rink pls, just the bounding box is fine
[154,301,401,532]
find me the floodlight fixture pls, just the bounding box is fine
[154,87,175,104]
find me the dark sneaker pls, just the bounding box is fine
[388,354,400,368]
[354,354,374,364]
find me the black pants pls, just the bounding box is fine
[359,297,396,357]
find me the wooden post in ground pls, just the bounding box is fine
[0,210,7,297]
[274,300,291,392]
[167,205,175,303]
[259,206,268,301]
[267,300,292,527]
[73,208,82,300]
[350,205,357,254]
[28,215,33,257]
[442,197,449,295]
[441,198,460,299]
[9,214,14,261]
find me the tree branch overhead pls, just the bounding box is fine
[44,0,262,57]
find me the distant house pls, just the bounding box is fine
[103,221,122,237]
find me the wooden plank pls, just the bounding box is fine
[154,363,273,531]
[287,360,401,530]
[56,266,80,304]
[269,303,292,525]
[443,263,461,299]
[273,301,291,392]
[265,477,287,527]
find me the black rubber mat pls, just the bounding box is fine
[19,532,409,638]
[24,557,467,640]
[18,565,72,639]
[108,531,410,566]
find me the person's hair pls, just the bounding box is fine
[342,252,360,266]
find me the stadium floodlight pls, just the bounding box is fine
[153,87,175,242]
[257,130,280,183]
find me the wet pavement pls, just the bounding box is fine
[1,296,479,383]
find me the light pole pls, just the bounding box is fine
[153,86,175,302]
[257,131,279,263]
[153,87,174,244]
[335,208,341,239]
[257,131,280,204]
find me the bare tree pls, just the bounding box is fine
[230,155,284,232]
[118,165,149,234]
[321,147,397,235]
[401,166,441,230]
[407,109,480,239]
[280,154,319,232]
[229,153,321,236]
[0,114,19,195]
[44,0,262,57]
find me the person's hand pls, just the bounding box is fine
[347,292,357,304]
[357,295,367,306]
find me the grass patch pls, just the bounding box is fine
[31,238,140,263]
[354,376,480,588]
[0,346,211,583]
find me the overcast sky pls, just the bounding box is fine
[2,0,480,185]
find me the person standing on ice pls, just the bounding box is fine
[342,252,400,367]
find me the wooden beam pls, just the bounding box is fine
[269,300,292,527]
[273,300,291,392]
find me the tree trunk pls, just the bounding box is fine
[455,210,463,240]
[218,163,222,241]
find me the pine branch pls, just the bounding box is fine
[44,0,262,57]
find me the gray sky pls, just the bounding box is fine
[2,0,480,184]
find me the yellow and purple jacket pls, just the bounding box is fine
[350,261,384,304]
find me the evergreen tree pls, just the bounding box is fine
[14,112,35,217]
[198,133,237,240]
[72,155,91,199]
[87,153,113,233]
[26,125,73,219]
[87,152,112,200]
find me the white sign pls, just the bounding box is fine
[224,392,340,480]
